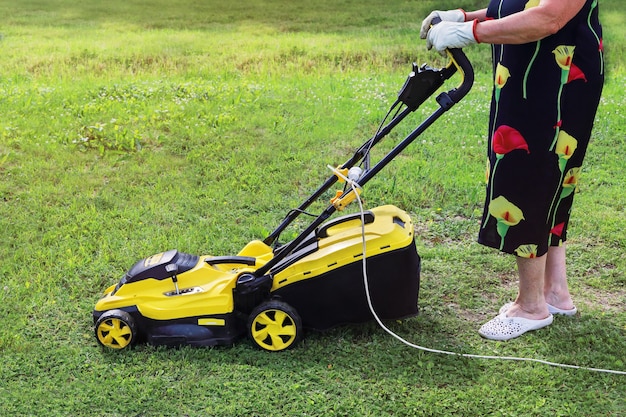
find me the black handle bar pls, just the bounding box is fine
[431,16,474,103]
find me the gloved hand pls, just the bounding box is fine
[426,20,478,53]
[420,9,466,39]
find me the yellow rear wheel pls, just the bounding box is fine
[248,300,302,352]
[95,310,137,350]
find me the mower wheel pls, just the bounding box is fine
[247,300,302,352]
[95,310,137,350]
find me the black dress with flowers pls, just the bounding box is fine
[477,0,604,258]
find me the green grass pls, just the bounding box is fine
[0,0,625,416]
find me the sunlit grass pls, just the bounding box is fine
[0,0,625,416]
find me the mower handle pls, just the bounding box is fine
[444,48,473,103]
[258,24,474,266]
[431,17,474,104]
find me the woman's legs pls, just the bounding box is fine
[506,254,551,320]
[479,253,554,340]
[480,244,576,339]
[506,244,574,318]
[543,244,575,310]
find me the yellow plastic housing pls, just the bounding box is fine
[94,241,274,321]
[272,205,413,291]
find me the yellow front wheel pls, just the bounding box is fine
[248,300,302,352]
[95,310,137,350]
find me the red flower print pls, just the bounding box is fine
[493,125,530,156]
[567,63,587,83]
[550,222,565,237]
[599,38,604,52]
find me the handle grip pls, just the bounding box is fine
[430,17,474,103]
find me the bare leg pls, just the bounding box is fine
[505,254,551,320]
[479,253,554,340]
[543,244,575,310]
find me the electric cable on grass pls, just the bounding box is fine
[329,166,626,376]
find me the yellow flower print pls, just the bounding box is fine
[495,63,510,89]
[524,0,540,9]
[494,63,510,102]
[548,134,580,227]
[555,130,578,172]
[489,196,524,226]
[489,196,525,250]
[490,63,509,146]
[563,167,581,187]
[560,167,581,199]
[553,45,576,71]
[515,244,538,258]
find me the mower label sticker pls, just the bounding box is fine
[198,318,226,326]
[144,253,164,267]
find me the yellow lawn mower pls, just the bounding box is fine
[93,46,473,352]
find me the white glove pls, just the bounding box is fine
[420,9,466,39]
[426,20,478,53]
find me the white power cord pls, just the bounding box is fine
[330,166,625,375]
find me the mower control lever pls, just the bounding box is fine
[166,263,180,295]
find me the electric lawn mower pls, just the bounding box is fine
[93,45,474,352]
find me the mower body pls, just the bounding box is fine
[93,205,420,350]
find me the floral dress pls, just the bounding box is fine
[477,0,604,258]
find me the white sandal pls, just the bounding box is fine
[547,303,577,316]
[479,312,553,341]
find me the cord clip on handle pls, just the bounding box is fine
[329,165,362,211]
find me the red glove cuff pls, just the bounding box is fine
[472,19,481,43]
